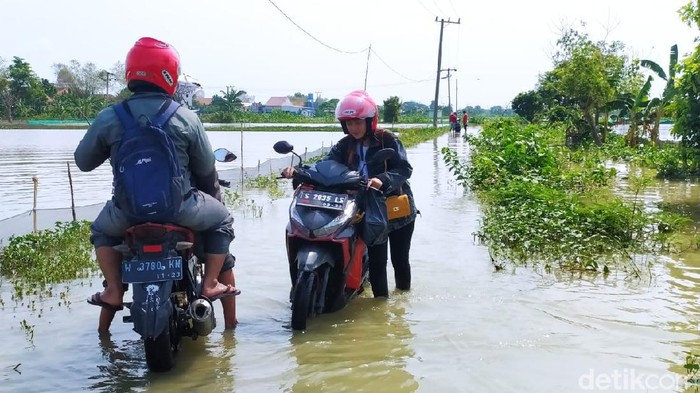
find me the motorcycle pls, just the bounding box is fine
[273,140,395,330]
[110,147,237,372]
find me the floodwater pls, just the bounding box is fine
[1,127,700,393]
[0,129,344,222]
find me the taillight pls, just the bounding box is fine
[143,244,163,253]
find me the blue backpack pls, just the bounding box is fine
[112,98,186,222]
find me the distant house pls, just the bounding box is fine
[194,96,212,106]
[262,97,301,114]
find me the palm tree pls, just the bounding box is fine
[220,86,247,112]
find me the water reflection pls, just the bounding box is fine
[87,331,238,393]
[90,335,148,392]
[289,297,417,393]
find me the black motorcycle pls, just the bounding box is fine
[112,147,236,372]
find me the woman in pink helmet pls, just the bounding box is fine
[283,90,417,297]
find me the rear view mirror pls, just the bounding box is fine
[214,148,237,162]
[273,141,294,154]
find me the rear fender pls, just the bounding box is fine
[130,281,174,339]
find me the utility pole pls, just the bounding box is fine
[455,78,458,113]
[441,68,457,111]
[433,17,460,127]
[364,44,372,91]
[314,91,322,112]
[101,71,114,97]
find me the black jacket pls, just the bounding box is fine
[323,129,417,228]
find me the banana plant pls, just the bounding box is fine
[640,44,678,145]
[607,76,652,147]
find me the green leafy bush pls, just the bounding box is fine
[0,220,97,300]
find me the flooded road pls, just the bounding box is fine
[1,130,700,392]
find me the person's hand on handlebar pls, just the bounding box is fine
[367,177,383,191]
[282,167,296,179]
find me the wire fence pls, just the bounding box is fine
[0,146,330,245]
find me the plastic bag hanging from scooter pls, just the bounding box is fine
[361,188,389,247]
[358,147,389,247]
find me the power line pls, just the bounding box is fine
[266,0,367,54]
[446,0,459,16]
[430,0,448,17]
[415,0,436,16]
[368,78,434,88]
[370,48,425,83]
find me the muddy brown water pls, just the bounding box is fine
[1,128,700,393]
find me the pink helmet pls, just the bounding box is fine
[335,90,378,134]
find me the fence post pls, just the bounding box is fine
[240,124,244,186]
[67,162,76,221]
[32,176,38,233]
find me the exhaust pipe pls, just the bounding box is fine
[189,298,215,336]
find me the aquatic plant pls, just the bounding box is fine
[442,119,687,274]
[245,174,285,200]
[0,220,97,302]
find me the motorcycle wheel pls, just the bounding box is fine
[144,322,175,372]
[291,271,316,331]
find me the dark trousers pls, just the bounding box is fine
[368,220,416,297]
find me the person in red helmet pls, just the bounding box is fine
[282,90,417,297]
[74,37,239,333]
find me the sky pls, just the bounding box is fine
[2,0,698,109]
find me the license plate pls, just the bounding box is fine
[121,256,183,284]
[296,190,348,211]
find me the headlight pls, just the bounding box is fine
[289,199,311,237]
[313,200,356,237]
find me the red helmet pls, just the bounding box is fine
[125,37,180,95]
[335,90,378,134]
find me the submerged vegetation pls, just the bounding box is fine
[443,119,690,274]
[0,220,97,303]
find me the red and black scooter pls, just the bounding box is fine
[273,141,394,330]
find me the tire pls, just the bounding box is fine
[143,329,175,372]
[144,323,175,372]
[291,271,316,331]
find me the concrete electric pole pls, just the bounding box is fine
[432,17,460,127]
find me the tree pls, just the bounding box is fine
[8,57,49,118]
[383,96,401,123]
[318,98,339,115]
[669,3,700,149]
[211,86,246,112]
[640,45,679,145]
[0,77,13,121]
[52,60,104,97]
[288,92,307,106]
[402,101,429,115]
[538,28,636,146]
[511,90,542,122]
[607,77,653,147]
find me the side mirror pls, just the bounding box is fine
[273,141,294,154]
[369,148,396,165]
[214,148,237,162]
